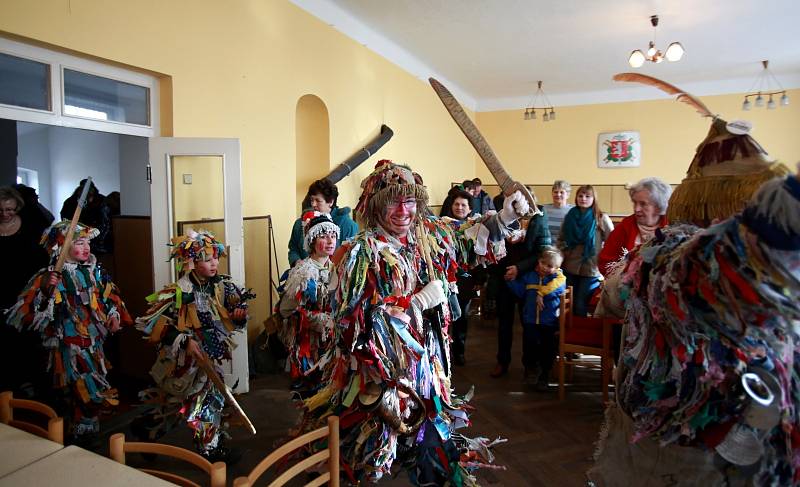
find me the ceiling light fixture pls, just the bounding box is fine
[628,15,684,68]
[523,81,556,123]
[742,60,789,111]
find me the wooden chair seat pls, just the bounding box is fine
[0,391,64,444]
[109,433,225,487]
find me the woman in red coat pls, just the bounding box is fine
[598,177,672,276]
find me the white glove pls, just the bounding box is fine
[499,191,530,225]
[411,279,446,311]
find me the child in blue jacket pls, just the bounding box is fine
[507,246,566,391]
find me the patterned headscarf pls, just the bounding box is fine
[302,211,340,252]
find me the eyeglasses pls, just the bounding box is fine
[386,199,417,209]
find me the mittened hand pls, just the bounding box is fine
[412,279,447,311]
[499,191,530,224]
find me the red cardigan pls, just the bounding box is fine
[598,214,668,276]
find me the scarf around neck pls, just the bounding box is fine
[562,206,597,262]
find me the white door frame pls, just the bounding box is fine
[148,137,249,393]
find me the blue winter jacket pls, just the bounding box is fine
[288,206,359,266]
[507,269,566,326]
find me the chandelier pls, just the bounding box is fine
[523,81,556,122]
[628,15,684,68]
[742,60,789,111]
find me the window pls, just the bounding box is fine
[63,68,150,125]
[0,52,51,111]
[0,37,159,137]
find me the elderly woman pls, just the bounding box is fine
[598,177,672,276]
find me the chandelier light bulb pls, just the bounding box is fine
[665,42,684,62]
[755,94,765,108]
[767,96,776,110]
[531,109,536,120]
[549,109,556,121]
[524,110,530,120]
[742,98,751,111]
[781,93,789,106]
[543,112,549,122]
[629,50,645,68]
[646,42,657,58]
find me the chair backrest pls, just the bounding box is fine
[559,286,573,327]
[109,433,225,487]
[233,415,339,487]
[0,391,63,444]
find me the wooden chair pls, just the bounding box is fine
[233,415,339,487]
[557,288,618,402]
[109,433,226,487]
[0,390,64,444]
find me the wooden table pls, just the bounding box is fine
[0,423,63,477]
[0,445,173,486]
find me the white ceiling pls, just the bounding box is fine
[292,0,800,111]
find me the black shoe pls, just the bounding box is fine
[203,445,243,465]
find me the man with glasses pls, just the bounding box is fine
[298,160,529,485]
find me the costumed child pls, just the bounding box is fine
[135,230,251,462]
[506,246,566,391]
[5,220,132,441]
[278,211,339,390]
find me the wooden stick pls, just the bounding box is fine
[52,177,93,275]
[194,352,257,435]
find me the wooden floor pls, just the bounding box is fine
[112,314,607,486]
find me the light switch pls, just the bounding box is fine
[182,174,192,184]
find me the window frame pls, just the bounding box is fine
[0,36,159,137]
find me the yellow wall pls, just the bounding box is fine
[475,90,800,187]
[296,94,330,213]
[0,0,477,273]
[3,0,799,270]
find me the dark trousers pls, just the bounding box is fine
[522,323,558,376]
[450,293,471,358]
[565,272,600,317]
[496,285,521,367]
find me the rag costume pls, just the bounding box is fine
[507,268,566,382]
[289,206,358,266]
[5,221,131,437]
[299,160,515,485]
[591,75,799,486]
[135,231,250,455]
[278,212,340,386]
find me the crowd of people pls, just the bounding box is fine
[1,137,797,485]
